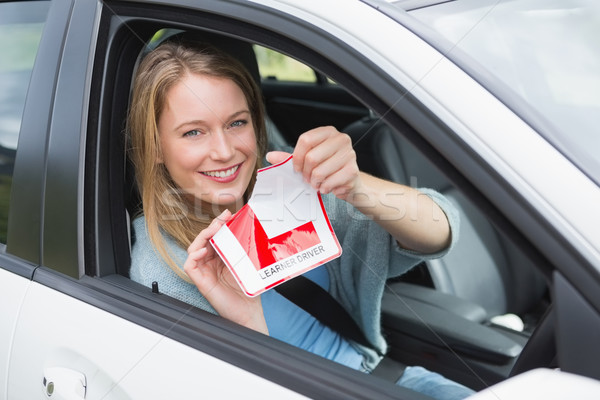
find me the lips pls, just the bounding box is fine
[200,163,242,182]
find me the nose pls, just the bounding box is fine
[209,130,234,161]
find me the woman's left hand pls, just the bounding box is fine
[266,126,362,201]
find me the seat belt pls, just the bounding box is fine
[275,275,406,381]
[274,275,381,354]
[370,355,407,382]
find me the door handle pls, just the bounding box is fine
[43,367,87,399]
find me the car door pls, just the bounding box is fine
[2,1,303,399]
[3,1,412,399]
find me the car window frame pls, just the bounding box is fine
[83,2,419,399]
[94,0,562,373]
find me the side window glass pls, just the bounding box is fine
[0,1,49,245]
[254,45,317,83]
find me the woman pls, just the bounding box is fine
[128,38,473,399]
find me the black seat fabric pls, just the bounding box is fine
[159,30,261,84]
[344,115,547,323]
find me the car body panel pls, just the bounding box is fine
[469,368,600,400]
[405,0,600,187]
[0,269,31,398]
[7,278,306,399]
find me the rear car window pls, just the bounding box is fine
[254,45,317,82]
[0,1,49,245]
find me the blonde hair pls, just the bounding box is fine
[127,39,267,281]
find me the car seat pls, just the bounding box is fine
[344,114,548,329]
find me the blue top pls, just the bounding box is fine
[261,266,364,370]
[129,189,459,371]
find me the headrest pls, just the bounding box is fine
[147,29,261,84]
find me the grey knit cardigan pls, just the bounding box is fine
[129,188,459,371]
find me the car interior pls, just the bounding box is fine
[95,16,554,394]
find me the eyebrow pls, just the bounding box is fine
[173,110,250,133]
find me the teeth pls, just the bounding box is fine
[203,165,239,178]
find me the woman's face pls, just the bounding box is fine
[158,73,257,213]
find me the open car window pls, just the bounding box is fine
[94,13,551,394]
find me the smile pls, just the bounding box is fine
[201,164,240,178]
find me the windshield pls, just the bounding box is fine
[400,0,600,183]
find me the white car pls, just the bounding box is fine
[1,0,599,398]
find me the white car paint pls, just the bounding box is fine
[0,268,31,399]
[469,368,600,400]
[7,281,306,399]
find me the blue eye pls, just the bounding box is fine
[229,119,247,129]
[183,129,202,137]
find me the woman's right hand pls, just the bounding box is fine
[183,210,269,335]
